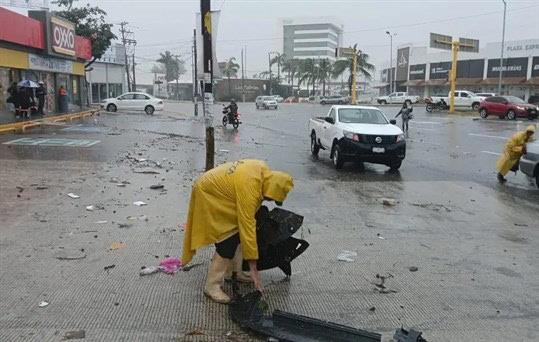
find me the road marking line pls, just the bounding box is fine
[481,151,501,156]
[414,121,443,125]
[469,133,507,140]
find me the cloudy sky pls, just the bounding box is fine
[10,0,538,84]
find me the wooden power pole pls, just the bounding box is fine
[201,0,214,171]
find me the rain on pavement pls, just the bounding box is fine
[0,102,538,341]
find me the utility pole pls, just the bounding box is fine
[120,22,131,92]
[193,28,198,116]
[498,0,507,95]
[268,52,272,95]
[385,31,396,94]
[449,41,460,113]
[201,0,214,171]
[351,48,357,105]
[132,54,136,91]
[241,48,245,102]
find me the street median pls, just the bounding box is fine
[0,109,99,135]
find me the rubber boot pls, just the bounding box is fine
[497,172,507,183]
[203,253,231,304]
[225,246,253,283]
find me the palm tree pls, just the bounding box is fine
[282,58,301,96]
[298,59,319,96]
[332,45,375,97]
[317,59,333,96]
[270,53,286,86]
[156,51,180,83]
[222,57,240,96]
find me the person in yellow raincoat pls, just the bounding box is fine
[496,125,535,183]
[181,159,294,304]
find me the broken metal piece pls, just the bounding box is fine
[393,327,427,342]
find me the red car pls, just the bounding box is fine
[479,96,538,120]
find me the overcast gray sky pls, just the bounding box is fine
[53,0,539,83]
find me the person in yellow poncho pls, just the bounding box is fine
[181,159,294,304]
[496,125,535,183]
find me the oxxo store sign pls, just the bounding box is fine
[51,16,75,56]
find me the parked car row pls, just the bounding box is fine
[479,96,538,120]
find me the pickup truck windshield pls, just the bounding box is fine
[338,108,388,124]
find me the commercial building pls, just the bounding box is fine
[86,44,126,104]
[379,39,539,101]
[0,7,92,119]
[282,17,343,61]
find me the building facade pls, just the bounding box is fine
[86,44,126,104]
[379,39,539,101]
[282,17,343,61]
[0,7,92,118]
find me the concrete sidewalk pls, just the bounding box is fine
[0,108,99,134]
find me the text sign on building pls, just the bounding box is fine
[487,57,528,78]
[531,57,539,78]
[409,64,426,80]
[430,62,452,79]
[396,47,410,81]
[458,37,479,53]
[51,16,76,56]
[430,33,452,50]
[457,59,484,78]
[28,53,73,73]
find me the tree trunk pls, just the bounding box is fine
[348,75,352,97]
[228,76,231,97]
[323,78,326,96]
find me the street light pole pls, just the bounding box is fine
[268,52,273,95]
[498,0,507,95]
[386,31,396,94]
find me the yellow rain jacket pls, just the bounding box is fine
[181,160,294,265]
[496,125,536,176]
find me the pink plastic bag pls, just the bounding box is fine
[159,257,182,274]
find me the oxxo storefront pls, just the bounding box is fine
[379,39,539,101]
[0,7,91,119]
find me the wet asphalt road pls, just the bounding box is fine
[0,101,538,341]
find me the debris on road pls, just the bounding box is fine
[219,149,230,153]
[159,257,182,274]
[116,183,126,187]
[139,266,160,276]
[67,193,80,199]
[36,185,48,190]
[54,249,86,260]
[104,264,116,271]
[133,201,147,206]
[382,198,396,206]
[377,233,385,240]
[337,250,357,262]
[86,205,95,211]
[182,262,203,272]
[409,266,419,272]
[38,301,49,307]
[16,186,24,193]
[150,184,164,190]
[514,223,528,227]
[185,329,205,336]
[133,168,160,174]
[393,327,427,342]
[411,202,451,212]
[110,242,127,250]
[369,306,376,312]
[95,220,108,224]
[63,330,86,340]
[118,222,133,228]
[373,273,397,294]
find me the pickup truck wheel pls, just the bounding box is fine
[536,170,539,188]
[472,102,480,111]
[389,160,402,171]
[106,104,117,112]
[380,100,387,105]
[479,108,488,119]
[507,110,516,120]
[331,144,344,169]
[310,133,320,157]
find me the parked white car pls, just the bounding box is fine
[430,90,487,111]
[273,95,284,103]
[255,96,278,110]
[309,105,406,170]
[376,92,420,105]
[101,92,164,115]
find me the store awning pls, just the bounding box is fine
[526,77,539,85]
[480,77,526,85]
[403,80,425,86]
[425,79,447,86]
[456,78,482,85]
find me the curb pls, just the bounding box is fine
[0,109,99,135]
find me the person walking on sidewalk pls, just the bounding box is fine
[36,82,46,115]
[395,102,413,134]
[181,159,294,304]
[58,85,67,112]
[496,125,535,183]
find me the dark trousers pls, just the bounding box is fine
[402,119,409,132]
[215,233,240,259]
[38,97,44,115]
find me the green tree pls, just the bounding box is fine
[317,59,333,96]
[281,58,301,96]
[298,59,319,96]
[270,53,286,86]
[332,45,375,96]
[53,0,116,67]
[156,51,184,83]
[221,57,240,96]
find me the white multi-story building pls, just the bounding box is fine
[282,17,343,61]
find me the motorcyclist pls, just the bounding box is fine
[224,98,238,117]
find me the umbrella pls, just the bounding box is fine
[18,80,39,88]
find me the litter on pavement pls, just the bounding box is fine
[139,266,160,276]
[382,198,396,206]
[110,242,127,250]
[159,257,182,274]
[133,201,147,206]
[86,205,95,211]
[63,330,86,340]
[38,301,49,307]
[95,220,108,224]
[150,184,164,190]
[337,250,357,262]
[67,193,80,199]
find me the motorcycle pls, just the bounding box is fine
[222,105,241,129]
[425,97,449,112]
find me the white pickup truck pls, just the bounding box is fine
[429,90,487,111]
[376,92,420,105]
[309,105,406,170]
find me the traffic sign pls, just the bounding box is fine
[430,33,452,50]
[459,37,480,53]
[335,47,355,58]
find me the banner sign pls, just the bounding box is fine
[532,57,539,78]
[396,47,410,81]
[457,59,484,78]
[51,16,75,56]
[487,57,528,78]
[28,53,73,73]
[430,62,451,79]
[409,64,426,80]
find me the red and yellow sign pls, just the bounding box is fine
[51,16,75,56]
